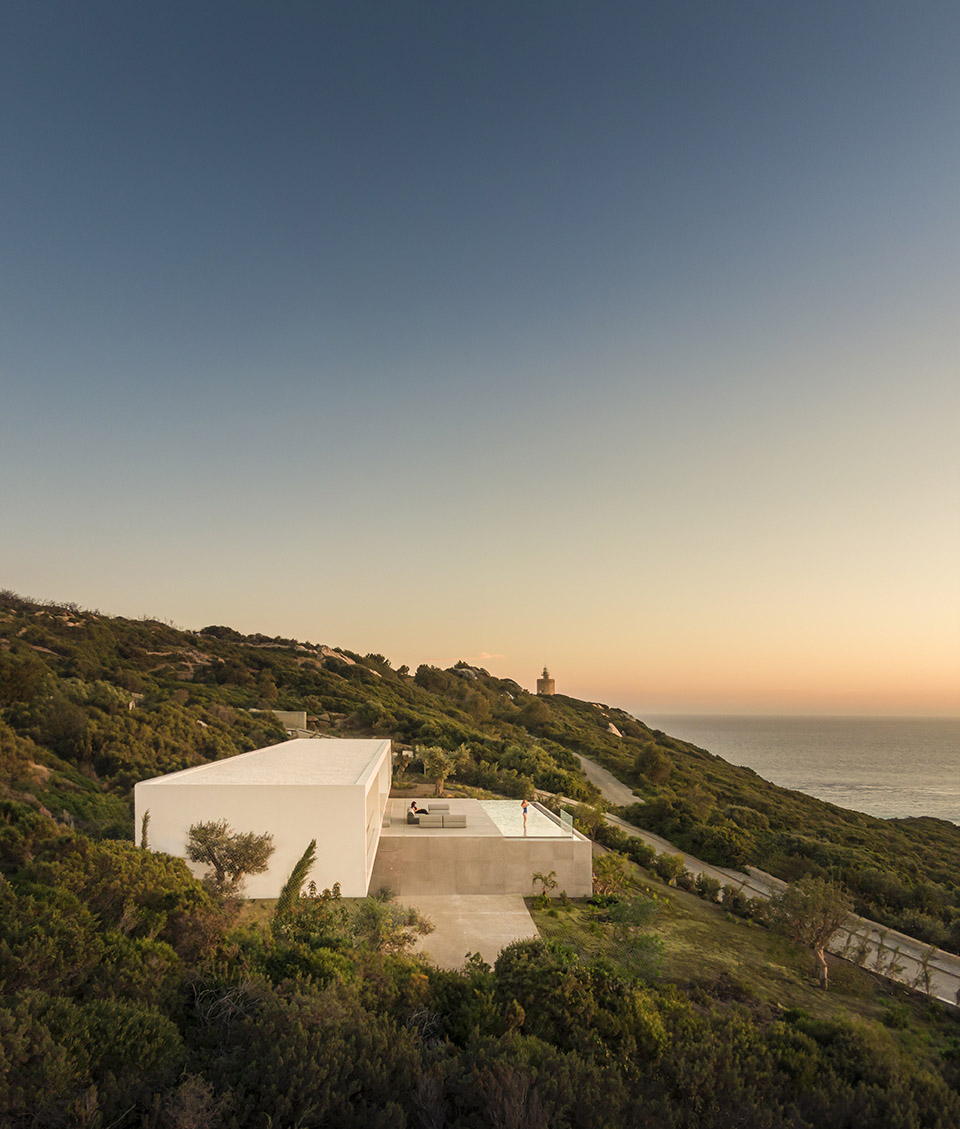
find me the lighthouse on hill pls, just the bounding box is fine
[536,666,555,696]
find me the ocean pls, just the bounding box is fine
[641,715,960,824]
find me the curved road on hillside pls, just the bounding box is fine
[572,752,640,807]
[577,752,960,1007]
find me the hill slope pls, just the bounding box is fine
[4,590,960,1128]
[2,587,960,954]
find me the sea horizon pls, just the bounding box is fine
[637,711,960,720]
[639,713,960,825]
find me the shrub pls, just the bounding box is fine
[695,874,722,902]
[654,853,686,886]
[625,838,656,869]
[593,853,630,897]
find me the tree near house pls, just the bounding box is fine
[352,895,434,953]
[609,896,658,943]
[186,820,275,895]
[274,839,317,919]
[593,852,630,897]
[768,876,853,990]
[608,896,663,976]
[532,869,558,906]
[419,743,469,796]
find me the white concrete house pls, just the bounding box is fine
[134,738,391,898]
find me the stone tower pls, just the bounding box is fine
[536,666,555,696]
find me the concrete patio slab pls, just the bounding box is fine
[402,894,540,969]
[382,797,502,837]
[371,798,592,897]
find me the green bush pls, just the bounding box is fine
[654,853,687,886]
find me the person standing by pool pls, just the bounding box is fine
[521,798,529,832]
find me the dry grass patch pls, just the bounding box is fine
[530,864,928,1030]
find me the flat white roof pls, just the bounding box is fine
[139,737,390,788]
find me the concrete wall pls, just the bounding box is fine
[370,834,592,898]
[270,710,308,730]
[135,780,371,898]
[249,710,308,730]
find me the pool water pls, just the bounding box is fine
[479,800,571,838]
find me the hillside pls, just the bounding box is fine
[2,589,959,953]
[4,590,960,1128]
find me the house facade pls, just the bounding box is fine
[134,737,392,897]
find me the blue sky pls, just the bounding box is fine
[3,2,958,714]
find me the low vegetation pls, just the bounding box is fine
[4,790,959,1128]
[2,589,960,1126]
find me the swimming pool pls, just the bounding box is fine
[479,800,572,838]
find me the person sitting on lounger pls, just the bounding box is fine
[410,801,429,815]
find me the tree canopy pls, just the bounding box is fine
[768,876,853,989]
[419,742,469,796]
[185,819,275,895]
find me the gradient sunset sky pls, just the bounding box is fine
[2,3,958,716]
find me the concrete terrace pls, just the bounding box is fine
[381,797,503,838]
[403,894,540,968]
[370,798,592,899]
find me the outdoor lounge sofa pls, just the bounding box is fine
[406,809,466,828]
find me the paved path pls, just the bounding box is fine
[830,918,960,1005]
[578,753,960,1006]
[572,753,639,807]
[605,814,771,894]
[401,894,539,970]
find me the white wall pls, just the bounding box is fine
[134,739,392,899]
[135,779,369,897]
[362,752,392,888]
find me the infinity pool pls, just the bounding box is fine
[479,800,571,838]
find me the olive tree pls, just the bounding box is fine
[186,820,274,895]
[653,852,686,887]
[768,876,852,990]
[419,743,469,796]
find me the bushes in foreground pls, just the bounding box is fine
[3,803,960,1128]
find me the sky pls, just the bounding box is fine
[2,2,958,716]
